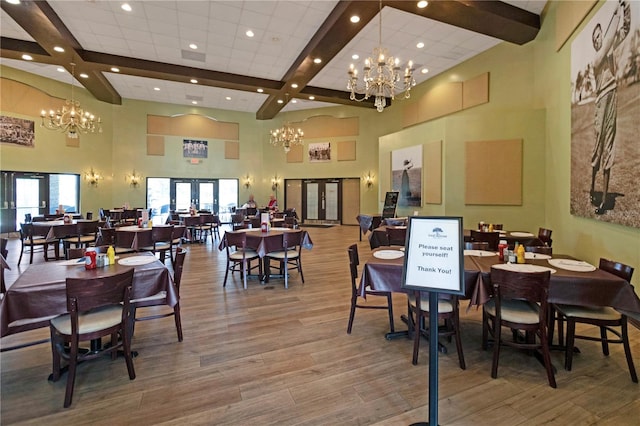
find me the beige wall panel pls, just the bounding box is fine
[555,0,597,51]
[225,141,240,159]
[337,140,356,161]
[146,135,165,156]
[286,144,304,163]
[66,136,80,148]
[402,101,419,128]
[465,139,522,205]
[418,82,463,122]
[1,78,63,116]
[424,140,442,204]
[342,178,360,225]
[146,114,239,140]
[295,115,359,138]
[285,179,302,213]
[462,73,489,109]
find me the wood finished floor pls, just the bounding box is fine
[1,225,639,425]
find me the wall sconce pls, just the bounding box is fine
[84,167,102,187]
[243,174,252,189]
[364,171,374,188]
[271,173,281,191]
[126,169,142,188]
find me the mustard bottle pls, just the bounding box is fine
[516,243,526,264]
[107,245,116,265]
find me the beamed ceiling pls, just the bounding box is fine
[1,1,547,119]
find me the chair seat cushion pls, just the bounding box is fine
[555,304,621,321]
[485,299,540,324]
[131,291,166,304]
[27,238,49,245]
[230,250,259,260]
[267,249,299,260]
[50,305,123,335]
[408,294,454,313]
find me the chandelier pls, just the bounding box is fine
[270,123,304,153]
[40,63,102,138]
[347,0,415,112]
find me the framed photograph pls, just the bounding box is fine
[401,216,465,295]
[0,116,35,147]
[392,144,423,207]
[308,142,331,162]
[183,139,208,158]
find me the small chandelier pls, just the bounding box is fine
[347,0,415,112]
[40,63,102,138]
[270,123,303,153]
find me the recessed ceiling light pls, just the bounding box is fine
[417,1,428,9]
[225,96,231,100]
[257,88,264,93]
[291,83,298,89]
[352,54,359,60]
[191,101,198,105]
[313,58,321,64]
[79,73,88,78]
[246,30,254,38]
[189,43,198,50]
[416,42,424,49]
[421,68,429,74]
[121,3,132,12]
[190,79,198,84]
[350,15,360,23]
[21,54,33,61]
[56,67,65,72]
[6,0,20,4]
[111,67,120,72]
[153,87,160,91]
[277,99,283,104]
[53,46,65,53]
[309,96,315,100]
[291,99,297,104]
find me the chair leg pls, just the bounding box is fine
[386,293,395,333]
[174,304,183,342]
[565,318,576,371]
[347,297,357,334]
[453,313,466,370]
[19,243,24,264]
[491,318,501,378]
[600,326,610,356]
[122,326,136,381]
[63,340,79,408]
[223,260,230,287]
[50,330,62,382]
[482,309,489,350]
[621,318,638,383]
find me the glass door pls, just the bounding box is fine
[15,176,44,230]
[198,180,217,212]
[302,179,341,223]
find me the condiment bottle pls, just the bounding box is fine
[148,219,153,228]
[107,245,115,265]
[516,243,526,264]
[488,223,494,232]
[498,239,508,262]
[84,248,97,270]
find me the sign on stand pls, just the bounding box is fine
[401,216,464,426]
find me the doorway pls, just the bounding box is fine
[302,179,341,224]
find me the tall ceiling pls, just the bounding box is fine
[1,0,547,119]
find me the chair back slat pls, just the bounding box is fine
[599,258,634,282]
[525,245,552,255]
[470,230,500,251]
[490,267,550,303]
[465,241,489,251]
[66,269,135,313]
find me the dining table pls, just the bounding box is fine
[0,252,176,338]
[361,248,640,314]
[31,219,100,259]
[218,228,313,282]
[356,214,382,241]
[115,225,154,251]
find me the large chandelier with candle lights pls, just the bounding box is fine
[40,63,102,138]
[347,0,415,112]
[270,123,304,153]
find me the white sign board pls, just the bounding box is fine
[401,216,464,295]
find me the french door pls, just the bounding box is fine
[302,179,341,223]
[170,179,218,212]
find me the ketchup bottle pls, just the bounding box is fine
[85,249,97,270]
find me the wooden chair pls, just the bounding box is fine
[183,216,202,243]
[231,213,246,231]
[408,291,465,369]
[132,247,186,342]
[470,230,500,251]
[222,231,261,289]
[386,227,407,246]
[18,223,53,264]
[525,245,552,255]
[346,244,394,334]
[554,259,637,382]
[49,269,136,407]
[140,225,174,264]
[170,225,186,263]
[0,238,7,294]
[284,216,298,229]
[538,228,553,247]
[266,230,306,289]
[464,241,489,251]
[482,267,556,388]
